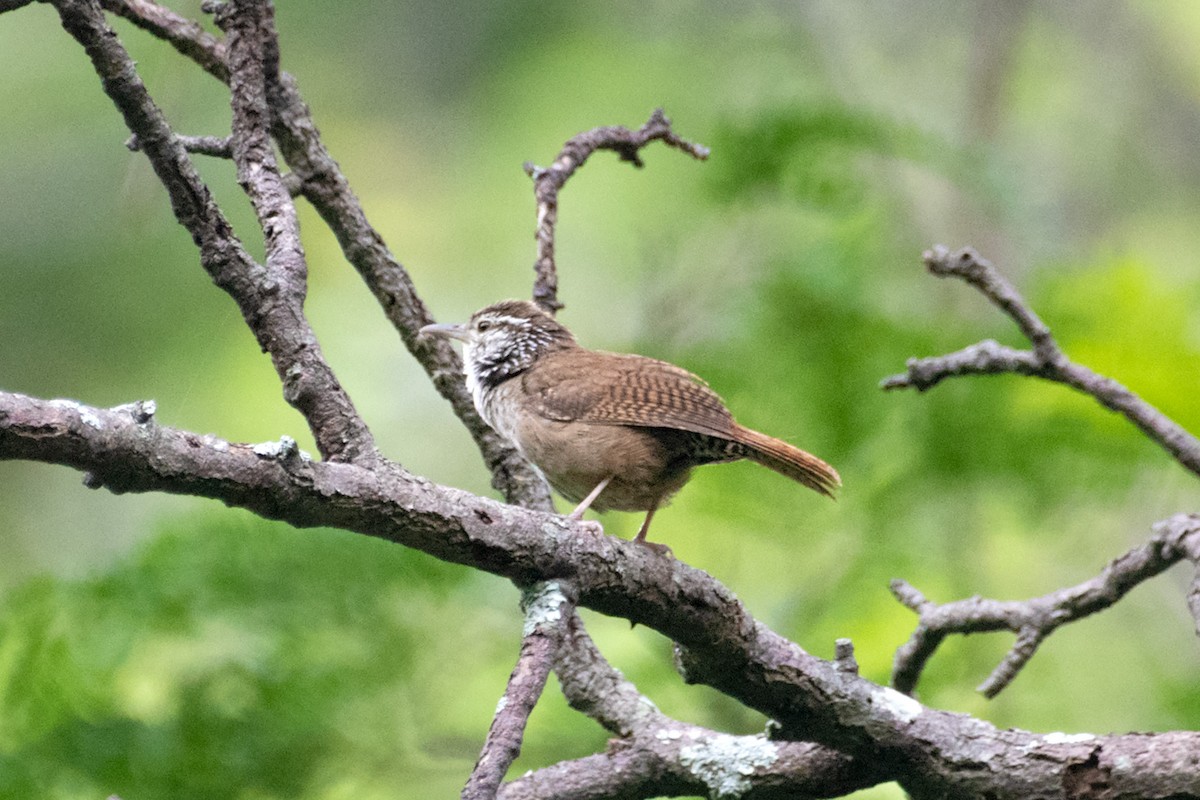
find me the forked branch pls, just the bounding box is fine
[892,514,1200,697]
[105,0,550,507]
[883,245,1200,477]
[524,109,709,313]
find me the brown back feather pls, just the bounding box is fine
[525,348,840,497]
[523,349,738,439]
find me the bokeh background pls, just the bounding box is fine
[2,1,1200,797]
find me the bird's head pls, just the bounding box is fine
[420,299,577,387]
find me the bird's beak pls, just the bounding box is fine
[419,321,470,342]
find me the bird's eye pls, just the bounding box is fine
[476,320,492,332]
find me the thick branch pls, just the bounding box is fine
[52,0,376,464]
[523,109,709,313]
[882,246,1200,478]
[5,390,1200,798]
[542,611,884,797]
[498,737,874,800]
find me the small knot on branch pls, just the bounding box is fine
[924,244,988,280]
[115,399,157,424]
[200,0,231,25]
[834,638,859,674]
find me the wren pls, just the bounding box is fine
[421,300,839,548]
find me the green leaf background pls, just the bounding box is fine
[2,2,1199,797]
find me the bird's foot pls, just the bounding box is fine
[565,511,604,536]
[634,538,673,558]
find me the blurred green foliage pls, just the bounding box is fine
[2,2,1200,798]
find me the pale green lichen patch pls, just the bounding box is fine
[874,685,923,723]
[251,435,310,462]
[1042,732,1096,745]
[522,581,568,636]
[51,398,104,429]
[678,732,779,798]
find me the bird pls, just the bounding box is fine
[421,299,839,549]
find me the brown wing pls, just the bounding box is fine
[521,348,738,440]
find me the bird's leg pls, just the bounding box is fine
[565,476,611,535]
[568,476,612,519]
[633,500,672,556]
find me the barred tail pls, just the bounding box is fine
[733,424,841,498]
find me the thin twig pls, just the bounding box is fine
[524,109,709,314]
[884,247,1200,695]
[127,132,233,157]
[891,514,1200,697]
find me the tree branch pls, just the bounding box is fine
[101,0,549,506]
[497,736,874,800]
[883,246,1200,698]
[6,389,1200,797]
[127,132,233,157]
[891,514,1200,697]
[104,0,228,81]
[882,245,1200,478]
[52,0,376,464]
[463,582,576,800]
[213,0,376,464]
[523,108,709,313]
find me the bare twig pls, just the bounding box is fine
[464,582,576,800]
[892,515,1200,697]
[523,109,709,313]
[104,0,228,80]
[127,132,233,157]
[883,245,1200,478]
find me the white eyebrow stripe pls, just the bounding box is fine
[483,315,532,327]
